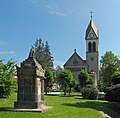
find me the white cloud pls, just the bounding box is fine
[30,0,38,5]
[30,0,69,16]
[0,51,15,55]
[44,2,67,16]
[54,60,64,68]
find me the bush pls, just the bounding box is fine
[97,79,106,92]
[105,84,120,102]
[112,71,120,85]
[81,85,99,100]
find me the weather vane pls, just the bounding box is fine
[90,11,93,19]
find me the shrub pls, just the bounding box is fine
[97,79,106,92]
[105,84,120,102]
[112,71,120,85]
[81,85,99,100]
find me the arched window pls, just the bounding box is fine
[93,42,96,52]
[88,42,92,52]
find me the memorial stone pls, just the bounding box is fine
[14,48,46,109]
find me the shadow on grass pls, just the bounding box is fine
[59,95,76,97]
[0,107,13,112]
[45,94,60,96]
[59,94,81,98]
[62,101,120,118]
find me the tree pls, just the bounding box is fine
[87,76,95,85]
[44,68,54,94]
[78,70,94,89]
[78,70,90,88]
[34,39,44,66]
[112,71,120,85]
[97,79,106,92]
[43,41,53,69]
[68,79,77,95]
[0,59,17,98]
[58,69,73,96]
[33,38,53,69]
[100,51,120,87]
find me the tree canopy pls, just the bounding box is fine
[58,69,75,96]
[0,59,17,97]
[100,51,120,86]
[78,70,94,88]
[112,71,120,85]
[44,68,54,94]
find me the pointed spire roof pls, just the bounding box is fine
[85,19,98,39]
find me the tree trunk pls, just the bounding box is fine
[64,85,67,96]
[69,87,71,95]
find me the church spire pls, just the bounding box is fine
[85,14,98,39]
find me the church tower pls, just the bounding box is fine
[85,15,99,81]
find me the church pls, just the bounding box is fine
[64,17,99,86]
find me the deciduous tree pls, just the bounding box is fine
[100,51,120,87]
[44,68,54,94]
[78,70,91,88]
[68,79,77,95]
[112,71,120,85]
[58,69,74,96]
[0,59,17,98]
[78,70,94,88]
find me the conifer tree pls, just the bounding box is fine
[33,38,53,69]
[43,41,53,69]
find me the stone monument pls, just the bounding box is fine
[14,48,46,110]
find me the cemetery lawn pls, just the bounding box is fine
[0,93,120,118]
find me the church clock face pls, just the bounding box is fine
[89,33,94,38]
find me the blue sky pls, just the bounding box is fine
[0,0,120,67]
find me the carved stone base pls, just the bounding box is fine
[14,101,46,109]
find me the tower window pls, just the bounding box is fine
[93,42,96,52]
[88,42,92,52]
[91,57,94,61]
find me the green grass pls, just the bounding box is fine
[0,93,120,118]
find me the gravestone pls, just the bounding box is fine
[14,48,46,109]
